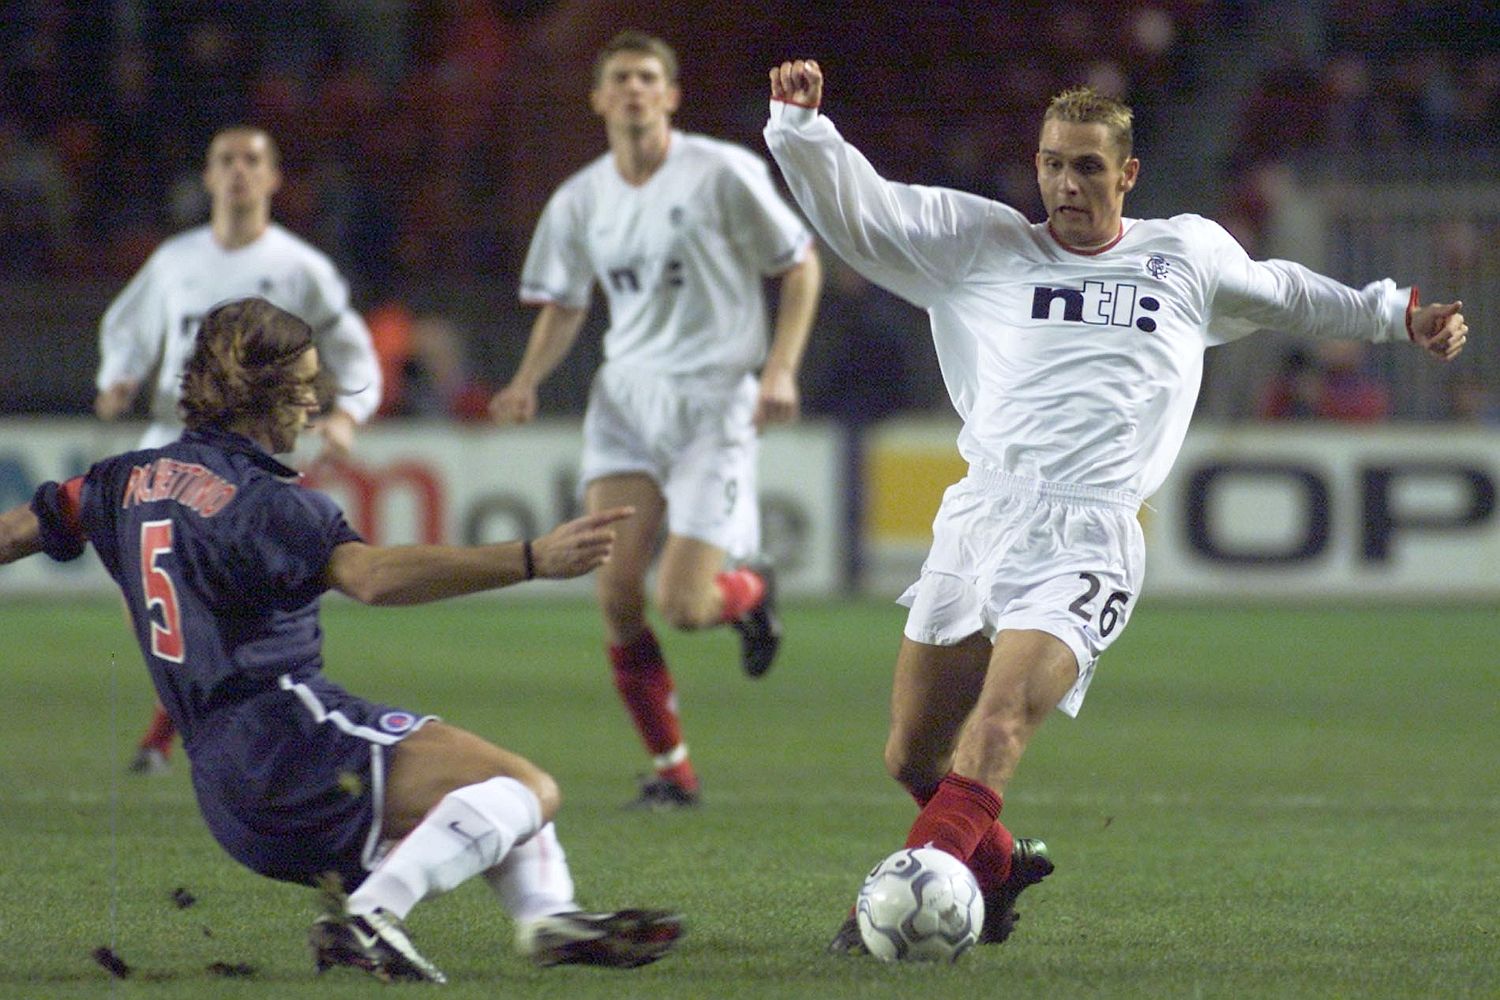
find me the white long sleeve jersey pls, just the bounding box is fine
[97,224,382,425]
[764,103,1412,500]
[521,130,812,377]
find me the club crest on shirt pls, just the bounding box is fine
[378,711,417,734]
[1145,254,1170,278]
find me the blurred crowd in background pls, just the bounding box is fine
[1,0,1496,423]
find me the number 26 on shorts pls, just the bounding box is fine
[1067,571,1131,637]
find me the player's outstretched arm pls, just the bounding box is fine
[769,59,823,108]
[1408,299,1468,362]
[0,504,42,565]
[327,506,634,606]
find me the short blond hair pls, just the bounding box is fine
[592,30,678,87]
[1044,86,1134,160]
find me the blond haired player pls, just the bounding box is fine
[765,59,1467,951]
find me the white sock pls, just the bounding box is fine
[348,776,542,920]
[483,821,577,922]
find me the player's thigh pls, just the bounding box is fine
[585,473,665,588]
[383,721,558,839]
[978,629,1081,722]
[885,633,992,784]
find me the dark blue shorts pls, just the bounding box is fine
[185,673,434,890]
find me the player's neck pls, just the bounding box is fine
[1048,219,1125,254]
[226,418,276,453]
[610,124,672,186]
[212,208,271,250]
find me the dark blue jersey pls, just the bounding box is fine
[31,428,361,746]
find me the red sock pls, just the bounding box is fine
[904,772,1001,859]
[714,568,766,623]
[609,630,698,791]
[138,703,176,758]
[906,776,1013,891]
[906,777,1013,890]
[968,819,1016,892]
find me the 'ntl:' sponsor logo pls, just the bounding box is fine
[1032,282,1161,332]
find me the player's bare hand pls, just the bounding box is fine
[531,506,635,578]
[312,408,357,463]
[770,59,823,108]
[489,383,538,425]
[94,379,140,421]
[754,368,801,429]
[1409,300,1468,362]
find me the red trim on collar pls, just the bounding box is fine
[1047,220,1126,256]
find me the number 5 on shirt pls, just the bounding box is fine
[141,520,185,663]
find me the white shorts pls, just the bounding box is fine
[898,465,1146,717]
[580,363,760,559]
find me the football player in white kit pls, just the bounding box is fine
[764,60,1468,952]
[491,32,822,809]
[95,125,383,775]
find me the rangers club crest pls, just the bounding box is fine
[1145,254,1170,278]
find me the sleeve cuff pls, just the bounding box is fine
[1403,285,1420,342]
[768,100,820,129]
[31,477,87,562]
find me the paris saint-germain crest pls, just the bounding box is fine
[379,711,416,734]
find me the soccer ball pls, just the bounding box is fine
[856,847,984,962]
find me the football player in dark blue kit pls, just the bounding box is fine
[0,297,683,984]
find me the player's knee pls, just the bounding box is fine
[517,769,562,822]
[883,743,941,797]
[656,588,714,631]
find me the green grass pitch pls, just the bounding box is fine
[0,597,1495,999]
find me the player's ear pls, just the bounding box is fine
[1120,157,1140,194]
[665,81,681,115]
